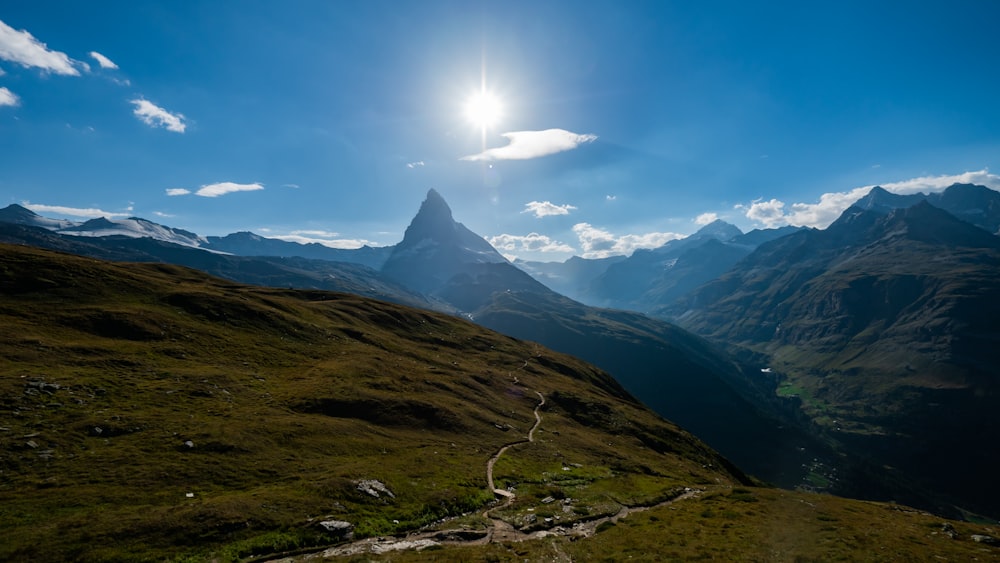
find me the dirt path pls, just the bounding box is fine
[266,386,699,560]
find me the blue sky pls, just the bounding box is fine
[2,1,999,261]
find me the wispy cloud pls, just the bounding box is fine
[606,195,617,201]
[152,211,175,218]
[0,86,18,107]
[130,98,186,133]
[282,183,300,189]
[22,202,128,219]
[88,51,118,70]
[271,230,377,249]
[166,182,265,198]
[487,233,575,256]
[461,129,597,161]
[572,223,683,259]
[694,212,719,225]
[0,19,81,75]
[406,161,425,169]
[739,169,1000,229]
[195,182,263,197]
[522,201,577,218]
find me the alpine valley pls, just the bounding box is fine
[2,183,1000,561]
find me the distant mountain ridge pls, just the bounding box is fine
[665,199,1000,517]
[5,182,1000,518]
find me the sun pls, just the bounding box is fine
[463,91,502,129]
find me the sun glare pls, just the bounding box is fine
[464,91,502,129]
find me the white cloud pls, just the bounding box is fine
[130,98,186,133]
[152,211,175,218]
[272,230,377,249]
[0,86,18,106]
[89,51,118,69]
[22,202,128,219]
[165,188,191,196]
[741,169,1000,229]
[572,222,684,259]
[743,198,788,228]
[522,201,577,218]
[487,233,575,255]
[606,195,617,201]
[195,182,264,198]
[406,161,425,169]
[283,183,300,189]
[695,212,719,225]
[461,129,597,161]
[0,67,5,76]
[0,19,81,75]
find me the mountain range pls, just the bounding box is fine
[6,242,998,561]
[664,197,1000,517]
[3,181,1000,521]
[0,195,824,492]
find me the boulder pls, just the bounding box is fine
[318,520,354,539]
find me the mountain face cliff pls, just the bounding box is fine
[378,190,829,489]
[666,199,1000,517]
[380,189,549,309]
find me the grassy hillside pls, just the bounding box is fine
[2,243,997,562]
[0,244,745,561]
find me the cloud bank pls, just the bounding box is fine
[0,86,18,106]
[461,129,597,161]
[0,19,81,75]
[522,201,577,218]
[572,223,683,259]
[130,99,186,133]
[487,233,575,255]
[89,51,118,69]
[22,202,129,219]
[270,229,376,250]
[740,169,1000,229]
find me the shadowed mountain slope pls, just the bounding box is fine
[666,201,1000,517]
[0,221,434,311]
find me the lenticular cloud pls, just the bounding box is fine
[461,129,597,161]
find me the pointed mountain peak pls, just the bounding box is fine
[854,186,927,214]
[382,188,512,294]
[0,203,40,222]
[398,188,468,249]
[411,188,454,226]
[693,219,742,240]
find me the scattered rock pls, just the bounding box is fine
[318,520,354,539]
[972,534,998,545]
[370,539,437,554]
[541,496,555,504]
[183,440,195,449]
[26,380,61,393]
[356,479,395,499]
[25,440,38,449]
[941,522,958,539]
